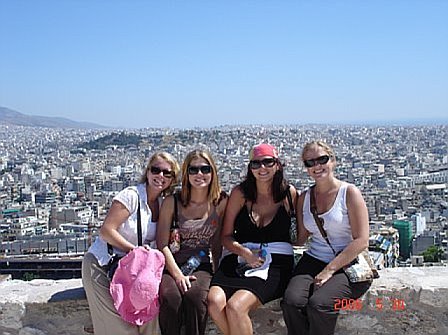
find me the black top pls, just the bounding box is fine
[233,204,291,244]
[210,202,294,304]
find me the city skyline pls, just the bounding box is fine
[1,123,446,266]
[1,1,447,129]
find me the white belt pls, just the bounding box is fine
[222,242,293,280]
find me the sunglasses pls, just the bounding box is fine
[303,155,331,168]
[188,165,212,175]
[249,158,277,170]
[150,166,174,178]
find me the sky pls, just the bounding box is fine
[0,1,447,129]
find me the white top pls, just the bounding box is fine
[303,182,353,263]
[88,183,159,266]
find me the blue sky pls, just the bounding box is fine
[1,1,447,128]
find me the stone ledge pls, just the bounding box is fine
[1,268,447,335]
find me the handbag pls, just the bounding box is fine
[286,186,297,243]
[168,193,181,254]
[106,191,143,280]
[343,249,379,283]
[309,186,379,283]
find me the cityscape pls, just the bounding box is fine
[0,123,447,279]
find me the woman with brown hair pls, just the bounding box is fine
[207,143,297,335]
[157,149,227,335]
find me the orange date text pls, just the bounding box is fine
[334,297,406,312]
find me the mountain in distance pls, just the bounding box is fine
[0,106,107,129]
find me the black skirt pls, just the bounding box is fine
[210,253,294,304]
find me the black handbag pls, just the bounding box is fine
[168,193,181,254]
[106,192,143,280]
[286,186,297,243]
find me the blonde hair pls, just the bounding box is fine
[140,152,180,196]
[180,149,222,206]
[301,140,336,161]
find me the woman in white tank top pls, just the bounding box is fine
[281,141,371,335]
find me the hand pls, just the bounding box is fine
[243,249,265,268]
[314,268,335,288]
[175,274,197,294]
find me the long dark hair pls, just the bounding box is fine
[239,159,289,203]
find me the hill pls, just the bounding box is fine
[78,132,143,150]
[0,106,106,129]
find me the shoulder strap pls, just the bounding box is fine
[107,242,114,255]
[171,193,179,228]
[286,186,296,217]
[136,195,142,246]
[309,186,336,255]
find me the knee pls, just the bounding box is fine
[207,289,227,314]
[308,295,334,314]
[159,286,182,309]
[225,298,248,319]
[184,288,207,309]
[282,286,308,309]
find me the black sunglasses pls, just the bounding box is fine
[150,166,174,178]
[249,158,277,170]
[303,155,331,168]
[188,165,212,175]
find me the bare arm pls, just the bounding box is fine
[210,194,228,272]
[284,184,298,214]
[157,195,198,294]
[221,187,262,267]
[156,195,183,278]
[315,184,369,286]
[99,200,135,252]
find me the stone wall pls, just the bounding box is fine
[1,267,447,335]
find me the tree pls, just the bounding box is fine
[421,246,444,262]
[22,272,39,281]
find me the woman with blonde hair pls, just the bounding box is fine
[157,149,227,335]
[82,151,179,335]
[281,140,371,335]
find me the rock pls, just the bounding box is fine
[0,267,447,335]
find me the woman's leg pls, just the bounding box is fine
[182,270,212,335]
[207,286,230,335]
[225,289,261,335]
[305,271,352,335]
[158,273,183,335]
[281,252,329,335]
[139,318,161,335]
[82,252,139,335]
[280,274,315,335]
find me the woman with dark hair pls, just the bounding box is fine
[82,152,179,335]
[207,143,297,335]
[157,149,227,335]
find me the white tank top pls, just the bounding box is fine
[303,183,353,263]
